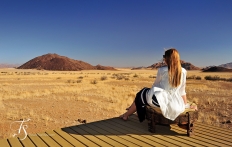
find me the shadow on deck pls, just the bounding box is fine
[1,114,232,146]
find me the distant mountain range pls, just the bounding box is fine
[218,62,232,69]
[1,54,232,71]
[0,64,20,68]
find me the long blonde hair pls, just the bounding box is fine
[164,48,182,87]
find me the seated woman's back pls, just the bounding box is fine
[152,66,187,96]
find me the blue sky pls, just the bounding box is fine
[0,0,232,67]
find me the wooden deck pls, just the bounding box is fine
[1,114,232,147]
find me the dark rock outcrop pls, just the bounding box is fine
[146,60,200,70]
[202,66,232,72]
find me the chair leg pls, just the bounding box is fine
[147,108,153,133]
[146,108,156,133]
[187,112,194,137]
[150,113,156,133]
[148,113,155,133]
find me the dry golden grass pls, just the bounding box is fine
[0,68,231,139]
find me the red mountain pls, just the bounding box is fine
[17,53,116,71]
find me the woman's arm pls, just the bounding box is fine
[179,69,187,103]
[182,94,198,110]
[152,68,162,87]
[181,95,187,104]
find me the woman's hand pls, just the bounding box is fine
[185,103,198,110]
[190,104,198,110]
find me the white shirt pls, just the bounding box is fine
[147,66,187,120]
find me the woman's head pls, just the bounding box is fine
[163,48,182,87]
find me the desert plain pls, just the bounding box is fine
[0,68,231,139]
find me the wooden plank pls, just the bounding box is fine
[19,136,36,147]
[173,126,223,147]
[114,117,181,141]
[195,122,232,134]
[189,134,228,147]
[195,123,232,137]
[131,114,232,146]
[54,129,86,147]
[88,123,138,147]
[136,122,199,147]
[62,127,99,147]
[123,115,182,135]
[2,114,232,147]
[0,139,10,147]
[71,125,112,147]
[77,123,126,147]
[130,114,232,138]
[175,136,209,147]
[7,137,23,147]
[195,127,232,143]
[128,114,139,120]
[164,135,205,147]
[110,117,149,134]
[100,119,161,147]
[194,130,232,146]
[170,126,214,147]
[37,132,61,147]
[169,123,226,147]
[122,116,225,147]
[91,122,168,146]
[28,134,48,147]
[45,130,74,147]
[129,115,182,134]
[125,119,193,146]
[145,121,232,147]
[110,118,182,146]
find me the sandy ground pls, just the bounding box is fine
[0,98,119,139]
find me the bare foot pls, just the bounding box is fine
[119,114,128,121]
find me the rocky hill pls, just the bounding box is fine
[146,60,200,70]
[146,62,166,69]
[95,64,116,70]
[17,53,116,71]
[218,62,232,69]
[131,66,147,70]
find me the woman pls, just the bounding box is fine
[120,48,191,122]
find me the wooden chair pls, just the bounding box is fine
[145,104,198,137]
